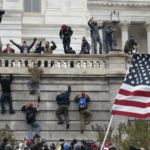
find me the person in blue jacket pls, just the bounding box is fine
[34,41,42,54]
[105,26,116,54]
[56,83,71,129]
[79,37,91,54]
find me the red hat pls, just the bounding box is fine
[26,140,31,145]
[81,92,85,96]
[23,41,26,43]
[105,142,112,147]
[6,43,10,46]
[91,144,98,149]
[29,103,34,107]
[61,24,66,30]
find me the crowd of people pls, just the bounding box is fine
[1,17,138,55]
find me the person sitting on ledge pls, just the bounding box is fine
[41,41,57,54]
[27,63,43,102]
[21,103,40,140]
[0,74,15,114]
[79,37,91,54]
[56,83,71,129]
[3,43,15,53]
[10,38,36,53]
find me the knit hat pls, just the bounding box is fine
[28,142,34,147]
[3,137,8,143]
[86,142,91,147]
[74,144,81,150]
[63,143,70,150]
[81,92,85,96]
[37,44,39,46]
[23,41,26,43]
[108,25,112,28]
[26,140,31,146]
[29,103,34,107]
[6,43,10,46]
[105,142,111,147]
[72,139,77,145]
[61,25,66,30]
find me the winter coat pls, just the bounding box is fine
[59,26,73,42]
[105,30,114,42]
[79,42,91,54]
[0,143,7,150]
[41,41,57,54]
[34,42,42,54]
[124,39,135,53]
[21,106,38,124]
[56,86,71,105]
[74,144,81,150]
[28,67,43,83]
[4,144,13,150]
[11,38,36,53]
[88,19,105,37]
[0,74,13,94]
[3,48,15,53]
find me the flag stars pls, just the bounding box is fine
[131,81,135,84]
[129,76,132,79]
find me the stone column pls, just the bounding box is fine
[119,20,130,50]
[145,23,150,54]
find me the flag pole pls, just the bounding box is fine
[100,115,114,150]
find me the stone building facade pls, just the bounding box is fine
[0,0,150,54]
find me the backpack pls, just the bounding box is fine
[78,98,87,110]
[26,109,35,121]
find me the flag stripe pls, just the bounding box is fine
[119,89,150,97]
[114,99,150,108]
[112,105,150,114]
[111,110,150,119]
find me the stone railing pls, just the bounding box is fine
[0,51,131,77]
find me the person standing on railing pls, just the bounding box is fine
[41,41,57,54]
[79,38,91,54]
[105,26,116,54]
[56,83,71,129]
[74,92,92,133]
[59,25,73,54]
[10,38,36,53]
[88,17,105,54]
[0,74,15,114]
[27,63,43,102]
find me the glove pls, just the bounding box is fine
[10,40,13,43]
[51,41,54,44]
[34,38,37,41]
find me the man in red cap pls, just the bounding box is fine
[74,92,92,133]
[104,142,112,150]
[59,24,73,54]
[3,43,15,53]
[21,103,40,140]
[10,38,36,53]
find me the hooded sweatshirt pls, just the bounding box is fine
[0,74,13,94]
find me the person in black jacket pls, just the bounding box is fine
[59,25,73,54]
[21,103,41,140]
[0,137,9,150]
[34,42,42,54]
[56,83,71,129]
[10,38,36,53]
[0,74,15,114]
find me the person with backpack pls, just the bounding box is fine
[21,103,41,140]
[27,63,43,103]
[74,92,92,133]
[59,24,73,54]
[0,74,15,114]
[56,83,71,129]
[79,38,91,54]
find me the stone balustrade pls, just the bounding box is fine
[0,51,131,77]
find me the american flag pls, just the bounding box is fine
[111,54,150,118]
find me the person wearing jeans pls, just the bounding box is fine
[105,26,116,54]
[88,17,105,54]
[21,103,40,140]
[56,83,71,129]
[59,25,73,54]
[27,62,43,103]
[0,74,15,114]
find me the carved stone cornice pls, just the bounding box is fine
[2,16,21,21]
[119,20,130,31]
[145,23,150,32]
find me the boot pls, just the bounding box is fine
[38,97,40,103]
[1,111,6,114]
[10,111,15,114]
[34,134,41,138]
[57,121,64,124]
[29,90,35,94]
[66,124,69,129]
